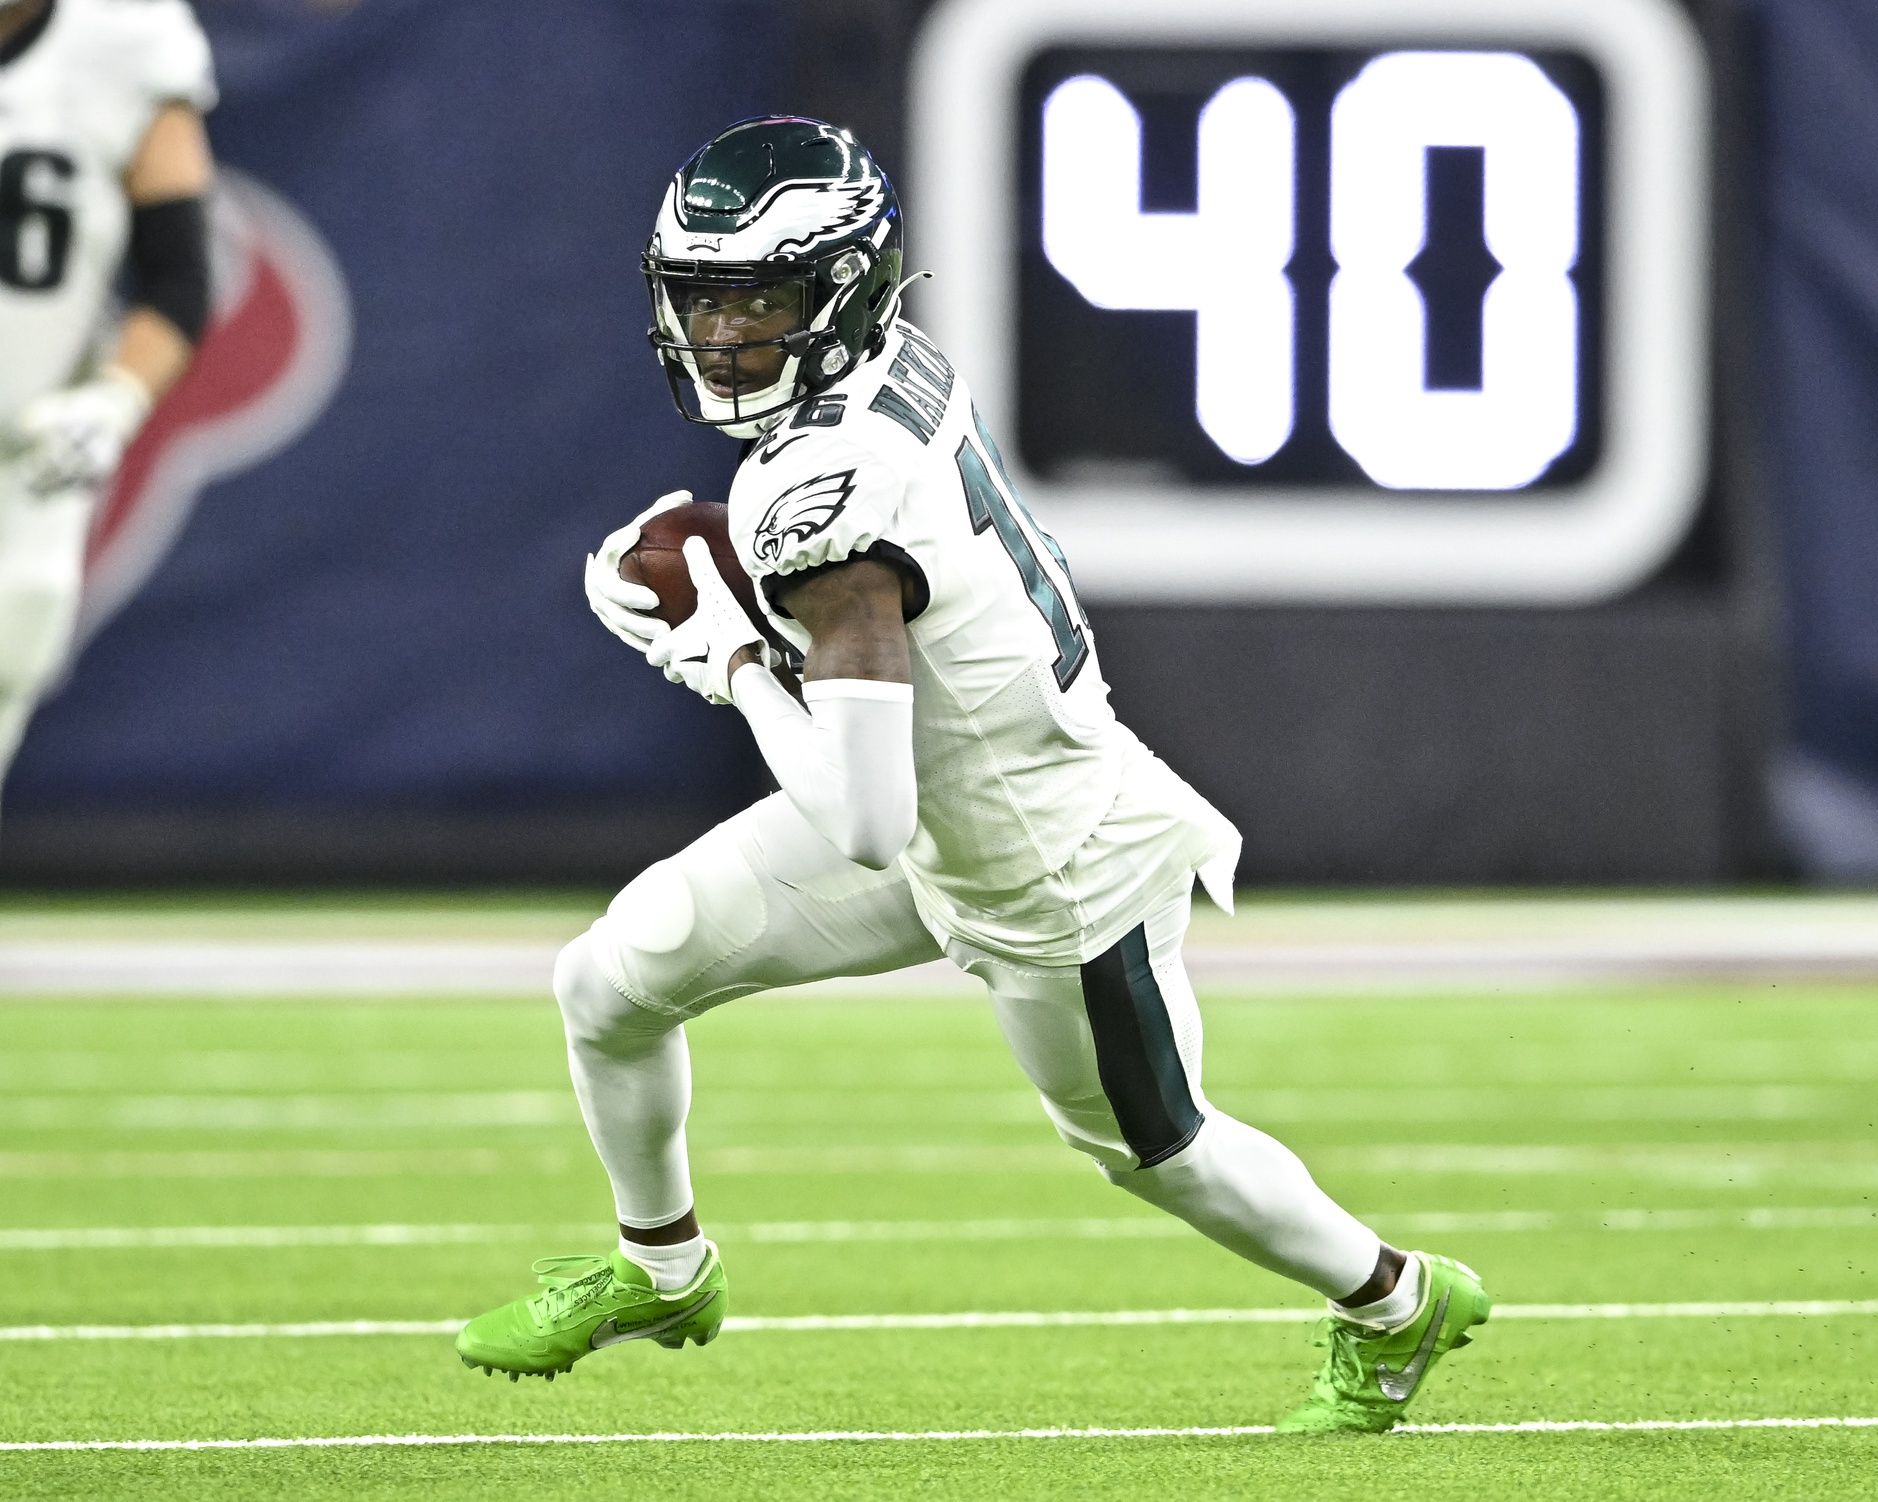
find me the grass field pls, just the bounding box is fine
[1,893,1875,1499]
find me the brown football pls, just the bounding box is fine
[618,500,766,632]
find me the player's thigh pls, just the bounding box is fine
[958,890,1206,1174]
[584,790,941,1024]
[0,470,91,691]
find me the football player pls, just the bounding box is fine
[459,117,1490,1433]
[0,0,215,815]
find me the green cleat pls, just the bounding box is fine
[455,1243,727,1380]
[1275,1252,1490,1435]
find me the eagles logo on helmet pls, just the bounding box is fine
[643,116,908,440]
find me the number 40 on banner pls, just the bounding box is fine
[1042,52,1581,491]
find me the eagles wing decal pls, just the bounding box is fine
[769,177,886,255]
[753,470,858,565]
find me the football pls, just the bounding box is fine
[618,500,766,632]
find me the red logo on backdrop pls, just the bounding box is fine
[77,169,352,644]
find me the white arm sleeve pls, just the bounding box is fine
[730,667,916,871]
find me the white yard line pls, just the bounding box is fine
[0,1148,578,1179]
[735,1302,1878,1330]
[0,1223,544,1250]
[0,1320,462,1341]
[0,942,568,997]
[8,901,1878,997]
[0,1049,508,1091]
[0,1082,1865,1131]
[0,1091,576,1131]
[2,1416,1876,1452]
[2,1205,1873,1252]
[731,1206,1878,1239]
[3,1141,1874,1182]
[4,1299,1875,1343]
[7,1043,1873,1094]
[703,1141,1878,1185]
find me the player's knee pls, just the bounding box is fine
[553,931,675,1056]
[576,835,767,1025]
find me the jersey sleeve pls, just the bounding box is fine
[113,0,219,117]
[744,437,910,583]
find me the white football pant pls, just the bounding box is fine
[557,791,1383,1298]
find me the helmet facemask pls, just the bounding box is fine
[646,244,890,440]
[650,268,813,434]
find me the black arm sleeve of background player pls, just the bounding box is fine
[127,196,211,345]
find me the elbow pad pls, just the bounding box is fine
[128,196,211,345]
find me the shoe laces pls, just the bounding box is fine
[526,1254,615,1322]
[1309,1316,1372,1391]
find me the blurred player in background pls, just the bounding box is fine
[0,0,215,820]
[459,117,1490,1433]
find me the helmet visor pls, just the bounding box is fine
[668,278,806,346]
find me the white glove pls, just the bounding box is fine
[582,489,693,656]
[644,535,772,705]
[5,367,151,497]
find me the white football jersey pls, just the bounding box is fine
[0,0,216,420]
[729,321,1239,964]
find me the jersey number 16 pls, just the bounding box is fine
[957,408,1090,691]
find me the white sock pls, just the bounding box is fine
[618,1232,707,1293]
[1334,1251,1425,1330]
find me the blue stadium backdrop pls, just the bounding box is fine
[1760,0,1878,878]
[7,0,1876,883]
[6,0,783,874]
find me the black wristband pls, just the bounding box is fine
[128,195,211,345]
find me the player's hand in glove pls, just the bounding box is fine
[645,536,773,705]
[582,489,693,656]
[5,367,151,498]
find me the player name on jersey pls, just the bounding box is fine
[868,325,955,446]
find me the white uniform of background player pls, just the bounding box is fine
[0,0,216,806]
[567,117,1417,1322]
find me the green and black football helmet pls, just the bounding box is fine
[644,116,906,439]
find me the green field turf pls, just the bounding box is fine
[1,899,1875,1498]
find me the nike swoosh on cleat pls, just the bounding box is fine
[590,1291,717,1350]
[1375,1289,1449,1402]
